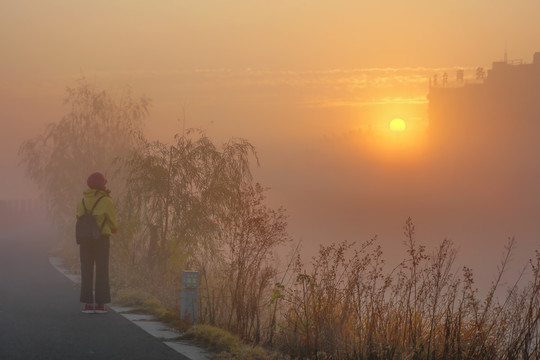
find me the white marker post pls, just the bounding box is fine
[180,271,199,323]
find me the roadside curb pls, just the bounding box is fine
[49,257,211,360]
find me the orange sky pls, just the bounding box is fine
[2,1,540,283]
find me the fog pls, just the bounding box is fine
[3,64,539,290]
[2,1,540,290]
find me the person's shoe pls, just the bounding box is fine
[81,303,95,314]
[94,304,107,314]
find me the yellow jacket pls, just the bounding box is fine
[76,189,118,236]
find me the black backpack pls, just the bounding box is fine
[76,196,106,244]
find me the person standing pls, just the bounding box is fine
[76,172,118,313]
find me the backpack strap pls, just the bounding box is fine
[82,196,107,229]
[82,198,90,215]
[100,217,107,232]
[82,196,104,214]
[89,196,105,215]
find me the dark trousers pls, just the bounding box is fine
[79,236,111,304]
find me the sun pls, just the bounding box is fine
[389,118,406,132]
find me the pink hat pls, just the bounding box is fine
[87,172,107,190]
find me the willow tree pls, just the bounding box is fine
[122,129,291,326]
[122,129,258,266]
[19,77,150,246]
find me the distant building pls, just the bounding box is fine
[428,52,540,147]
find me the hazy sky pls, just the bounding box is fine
[2,1,540,282]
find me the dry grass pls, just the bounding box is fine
[181,325,288,360]
[271,219,540,359]
[108,211,540,360]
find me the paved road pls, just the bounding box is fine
[0,225,188,360]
